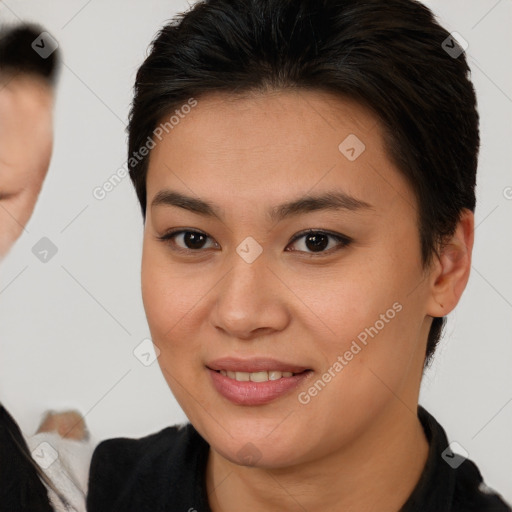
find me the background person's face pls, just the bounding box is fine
[141,89,436,467]
[0,74,54,259]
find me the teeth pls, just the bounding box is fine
[218,370,296,381]
[248,371,267,382]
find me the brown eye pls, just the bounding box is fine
[180,231,208,250]
[287,230,352,256]
[158,230,218,253]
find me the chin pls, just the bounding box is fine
[203,418,308,469]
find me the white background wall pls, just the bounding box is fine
[0,0,510,502]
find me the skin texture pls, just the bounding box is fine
[0,73,54,260]
[141,89,474,511]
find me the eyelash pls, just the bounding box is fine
[157,228,352,257]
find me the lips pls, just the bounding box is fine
[206,357,313,405]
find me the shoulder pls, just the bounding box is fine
[90,422,194,470]
[0,405,54,512]
[87,422,202,512]
[409,407,511,512]
[452,458,511,512]
[88,422,191,475]
[26,431,95,512]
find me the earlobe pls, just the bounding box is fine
[426,209,474,318]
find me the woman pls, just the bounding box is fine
[87,0,511,510]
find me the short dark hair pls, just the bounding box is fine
[0,24,60,83]
[127,0,480,365]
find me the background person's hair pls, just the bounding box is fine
[127,0,480,366]
[0,23,60,83]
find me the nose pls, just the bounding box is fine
[210,249,290,340]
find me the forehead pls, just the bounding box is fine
[145,89,414,218]
[0,74,53,132]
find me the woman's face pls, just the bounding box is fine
[141,89,435,467]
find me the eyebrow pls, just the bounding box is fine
[151,189,373,223]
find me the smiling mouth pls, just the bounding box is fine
[207,366,313,405]
[213,369,310,382]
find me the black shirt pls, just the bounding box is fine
[86,406,511,512]
[0,404,53,512]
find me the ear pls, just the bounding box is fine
[426,209,474,317]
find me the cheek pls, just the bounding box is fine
[308,253,423,371]
[303,265,393,333]
[141,247,214,420]
[142,248,179,340]
[141,245,206,363]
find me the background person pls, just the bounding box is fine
[0,23,92,512]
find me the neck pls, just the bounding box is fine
[206,401,429,512]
